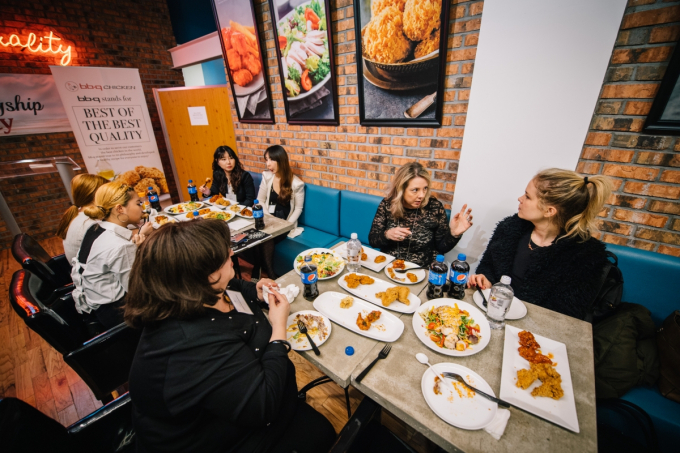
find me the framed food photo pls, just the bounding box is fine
[268,0,339,125]
[211,0,275,124]
[644,40,680,135]
[353,0,451,127]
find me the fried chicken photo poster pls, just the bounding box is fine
[212,0,275,124]
[354,0,451,127]
[269,0,339,125]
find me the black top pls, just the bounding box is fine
[368,197,461,267]
[476,214,608,319]
[269,186,291,220]
[129,279,297,453]
[509,230,534,291]
[209,170,256,207]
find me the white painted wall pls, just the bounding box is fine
[448,0,627,269]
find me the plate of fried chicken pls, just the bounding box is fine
[339,273,421,314]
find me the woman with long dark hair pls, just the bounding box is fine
[200,145,256,206]
[253,145,305,279]
[126,220,336,453]
[470,168,613,319]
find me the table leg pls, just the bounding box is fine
[345,386,352,418]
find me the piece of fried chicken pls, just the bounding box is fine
[230,32,250,56]
[376,288,399,307]
[403,0,441,42]
[227,49,242,72]
[363,6,412,64]
[372,0,406,16]
[414,29,440,59]
[232,69,253,87]
[356,313,371,331]
[243,53,261,76]
[135,166,164,180]
[396,286,410,305]
[115,170,140,186]
[366,311,381,323]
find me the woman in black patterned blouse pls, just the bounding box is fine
[368,163,474,266]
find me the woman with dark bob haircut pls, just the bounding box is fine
[125,220,335,453]
[200,145,256,206]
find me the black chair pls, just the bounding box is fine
[0,392,135,453]
[9,270,141,402]
[12,233,73,300]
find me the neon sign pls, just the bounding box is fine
[0,31,72,66]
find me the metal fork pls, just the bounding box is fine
[355,344,391,383]
[297,321,320,356]
[442,372,510,408]
[394,266,427,273]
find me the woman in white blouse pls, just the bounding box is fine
[253,145,305,279]
[57,174,109,263]
[70,181,153,328]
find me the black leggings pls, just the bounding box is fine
[92,297,126,329]
[270,401,336,453]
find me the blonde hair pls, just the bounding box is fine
[386,162,432,219]
[56,174,108,239]
[83,181,136,221]
[533,168,613,241]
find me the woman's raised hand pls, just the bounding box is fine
[450,204,473,237]
[386,227,412,241]
[199,184,210,196]
[256,278,279,302]
[468,274,491,289]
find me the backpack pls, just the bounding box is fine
[586,250,624,324]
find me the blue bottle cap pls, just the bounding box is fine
[193,210,199,215]
[253,199,259,204]
[436,255,445,262]
[189,179,193,183]
[148,186,153,190]
[345,346,354,356]
[458,253,466,261]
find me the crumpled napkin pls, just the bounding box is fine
[287,227,304,238]
[484,408,511,440]
[236,86,265,116]
[263,283,300,304]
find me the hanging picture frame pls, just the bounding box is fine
[211,0,275,124]
[353,0,451,127]
[644,39,680,135]
[268,0,339,125]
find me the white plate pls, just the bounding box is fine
[413,300,491,357]
[203,196,235,210]
[175,206,225,222]
[338,272,421,314]
[286,310,331,351]
[500,325,579,433]
[313,291,404,342]
[200,210,236,222]
[421,362,498,430]
[233,69,265,97]
[333,243,394,272]
[148,214,178,229]
[164,202,205,215]
[232,205,254,218]
[472,289,527,320]
[293,248,345,280]
[383,261,425,285]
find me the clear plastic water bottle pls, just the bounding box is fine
[300,255,319,301]
[447,253,469,300]
[426,255,448,299]
[346,233,362,273]
[486,275,514,329]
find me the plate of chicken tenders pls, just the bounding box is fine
[333,243,394,272]
[500,326,578,433]
[384,259,425,285]
[338,272,421,314]
[313,291,404,342]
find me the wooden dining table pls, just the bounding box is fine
[274,242,597,452]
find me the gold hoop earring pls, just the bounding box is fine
[117,213,130,224]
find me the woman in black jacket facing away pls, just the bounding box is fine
[200,145,256,206]
[469,168,613,320]
[125,219,335,453]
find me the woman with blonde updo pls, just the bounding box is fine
[70,181,153,328]
[470,168,613,319]
[57,174,108,262]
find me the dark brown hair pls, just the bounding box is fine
[213,145,245,193]
[265,145,293,203]
[124,219,232,328]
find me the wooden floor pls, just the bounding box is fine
[0,237,361,433]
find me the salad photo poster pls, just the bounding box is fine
[212,0,275,124]
[269,0,339,125]
[353,0,451,127]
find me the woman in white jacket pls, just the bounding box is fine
[254,145,305,278]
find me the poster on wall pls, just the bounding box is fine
[211,0,275,124]
[644,43,680,135]
[50,66,170,196]
[0,74,71,136]
[353,0,450,127]
[268,0,339,125]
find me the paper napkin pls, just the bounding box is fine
[484,408,511,440]
[263,283,300,304]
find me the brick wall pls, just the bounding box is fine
[0,0,183,250]
[579,0,680,257]
[233,0,482,206]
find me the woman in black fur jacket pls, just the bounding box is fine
[470,168,613,320]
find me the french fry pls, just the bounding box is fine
[230,21,257,46]
[247,42,259,58]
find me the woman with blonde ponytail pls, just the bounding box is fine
[57,174,108,262]
[71,181,154,328]
[470,168,613,319]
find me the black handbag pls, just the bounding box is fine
[586,251,624,324]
